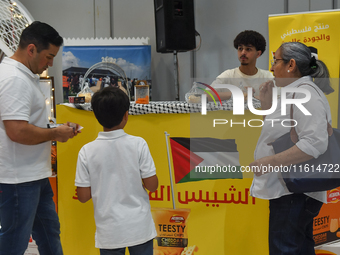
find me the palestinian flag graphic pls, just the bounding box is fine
[169,137,242,183]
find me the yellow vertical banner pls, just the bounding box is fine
[268,10,339,125]
[269,11,340,247]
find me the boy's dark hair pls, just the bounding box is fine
[91,87,130,129]
[233,30,266,55]
[19,21,63,52]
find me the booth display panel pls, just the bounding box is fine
[56,104,270,255]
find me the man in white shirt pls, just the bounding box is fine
[210,30,273,100]
[0,21,80,255]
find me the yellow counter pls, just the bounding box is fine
[56,104,270,255]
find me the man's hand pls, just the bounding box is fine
[54,124,78,142]
[3,120,81,145]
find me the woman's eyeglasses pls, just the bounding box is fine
[271,59,285,66]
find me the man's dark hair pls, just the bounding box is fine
[233,30,266,55]
[91,87,130,129]
[18,21,63,52]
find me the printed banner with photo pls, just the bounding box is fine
[269,10,340,247]
[62,45,151,101]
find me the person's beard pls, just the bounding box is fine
[240,55,248,65]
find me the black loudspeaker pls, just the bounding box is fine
[154,0,196,53]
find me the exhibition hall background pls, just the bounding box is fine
[19,0,340,106]
[12,0,340,254]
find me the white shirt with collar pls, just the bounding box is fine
[250,76,331,203]
[75,129,157,249]
[0,57,51,184]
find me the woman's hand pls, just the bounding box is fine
[250,146,314,177]
[249,156,272,177]
[259,80,275,110]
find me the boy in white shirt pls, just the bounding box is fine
[75,87,158,255]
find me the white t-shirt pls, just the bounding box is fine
[0,57,51,184]
[75,129,157,249]
[211,67,274,97]
[250,76,330,203]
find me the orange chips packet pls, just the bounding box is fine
[151,208,191,255]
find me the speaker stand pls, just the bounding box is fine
[173,50,179,101]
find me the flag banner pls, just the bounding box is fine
[170,137,242,183]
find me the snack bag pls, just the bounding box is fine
[152,208,194,255]
[181,245,199,255]
[330,218,339,233]
[77,83,93,103]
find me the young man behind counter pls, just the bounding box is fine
[209,30,273,101]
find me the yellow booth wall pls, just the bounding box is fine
[56,105,270,255]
